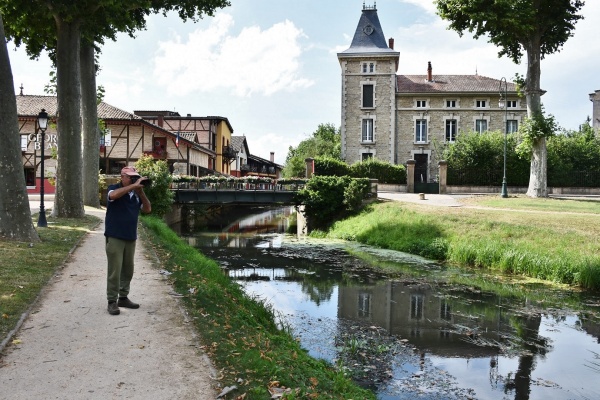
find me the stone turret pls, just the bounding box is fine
[337,3,400,164]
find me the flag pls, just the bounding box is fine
[175,132,179,148]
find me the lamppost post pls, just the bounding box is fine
[499,78,509,198]
[37,109,49,227]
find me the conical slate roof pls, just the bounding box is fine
[339,6,398,56]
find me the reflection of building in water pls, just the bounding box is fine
[580,315,600,343]
[338,281,508,357]
[224,207,294,236]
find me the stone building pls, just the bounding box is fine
[590,90,600,129]
[338,4,527,185]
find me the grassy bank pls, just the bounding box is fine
[140,216,374,400]
[320,196,600,290]
[0,214,100,343]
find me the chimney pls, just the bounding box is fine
[427,61,432,82]
[388,37,394,50]
[270,152,274,162]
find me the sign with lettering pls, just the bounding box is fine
[28,133,58,150]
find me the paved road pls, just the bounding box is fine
[0,205,218,399]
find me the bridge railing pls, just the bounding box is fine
[170,176,307,192]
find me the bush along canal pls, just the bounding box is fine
[172,206,600,400]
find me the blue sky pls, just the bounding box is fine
[10,0,600,165]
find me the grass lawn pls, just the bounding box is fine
[324,195,600,289]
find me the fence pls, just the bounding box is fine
[448,168,600,188]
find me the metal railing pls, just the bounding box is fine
[448,168,600,188]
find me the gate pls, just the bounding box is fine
[413,154,439,194]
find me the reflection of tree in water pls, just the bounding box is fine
[503,312,552,399]
[298,278,335,305]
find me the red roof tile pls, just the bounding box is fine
[397,75,518,94]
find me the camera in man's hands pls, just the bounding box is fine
[131,175,151,186]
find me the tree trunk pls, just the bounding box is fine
[528,137,548,197]
[81,40,100,208]
[53,18,85,217]
[525,40,548,197]
[0,15,40,242]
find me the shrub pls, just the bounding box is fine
[296,176,370,230]
[313,157,406,184]
[134,154,174,217]
[314,156,350,176]
[349,158,406,184]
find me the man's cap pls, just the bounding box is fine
[121,166,140,176]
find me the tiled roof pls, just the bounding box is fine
[98,102,142,120]
[397,75,518,94]
[16,94,142,120]
[230,136,247,152]
[248,154,282,169]
[15,95,58,117]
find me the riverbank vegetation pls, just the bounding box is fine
[140,216,374,400]
[296,176,371,230]
[319,196,600,290]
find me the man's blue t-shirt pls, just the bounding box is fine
[104,183,142,241]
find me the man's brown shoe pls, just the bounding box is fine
[118,297,140,309]
[107,301,120,315]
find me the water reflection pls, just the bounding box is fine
[176,206,600,399]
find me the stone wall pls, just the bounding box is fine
[341,57,398,164]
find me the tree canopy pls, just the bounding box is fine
[0,0,230,216]
[435,0,585,197]
[283,123,341,178]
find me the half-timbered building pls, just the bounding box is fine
[17,95,215,194]
[133,111,236,175]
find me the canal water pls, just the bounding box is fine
[173,206,600,400]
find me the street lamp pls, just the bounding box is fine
[37,109,49,227]
[498,78,509,198]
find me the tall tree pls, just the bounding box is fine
[283,123,341,178]
[435,0,585,197]
[1,0,230,217]
[0,14,40,242]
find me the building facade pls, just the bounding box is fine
[230,135,250,178]
[590,90,600,129]
[17,95,215,194]
[134,111,236,175]
[338,4,527,184]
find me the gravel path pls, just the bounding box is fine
[0,207,218,399]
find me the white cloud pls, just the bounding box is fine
[399,0,438,14]
[153,13,313,97]
[247,131,300,165]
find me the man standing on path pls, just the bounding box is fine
[105,166,152,315]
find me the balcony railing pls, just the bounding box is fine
[221,146,238,161]
[240,164,276,175]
